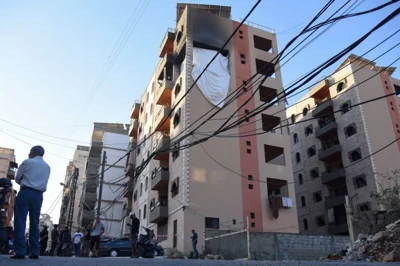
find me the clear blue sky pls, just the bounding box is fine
[0,0,399,224]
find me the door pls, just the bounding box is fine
[173,220,177,248]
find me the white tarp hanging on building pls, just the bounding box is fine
[191,47,230,108]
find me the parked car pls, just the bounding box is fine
[99,237,131,257]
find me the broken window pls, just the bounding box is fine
[308,146,316,157]
[253,35,273,53]
[261,114,281,132]
[313,191,322,203]
[171,177,179,197]
[267,178,288,197]
[259,86,277,104]
[264,144,285,166]
[175,78,182,98]
[315,215,326,227]
[173,108,181,128]
[255,59,276,78]
[354,175,367,189]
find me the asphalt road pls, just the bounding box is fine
[0,255,396,265]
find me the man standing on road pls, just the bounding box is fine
[11,146,50,260]
[191,229,199,259]
[126,211,140,258]
[39,226,49,256]
[90,217,104,258]
[50,225,59,256]
[81,225,92,257]
[73,228,84,257]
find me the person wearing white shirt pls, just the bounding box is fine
[73,229,84,257]
[11,146,51,260]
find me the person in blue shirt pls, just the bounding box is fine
[11,146,51,260]
[191,229,199,259]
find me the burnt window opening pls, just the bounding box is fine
[172,144,180,161]
[313,191,322,203]
[316,215,326,227]
[341,101,352,114]
[303,108,308,117]
[293,133,299,144]
[253,35,273,53]
[349,149,362,162]
[244,109,250,122]
[308,146,316,157]
[303,219,309,230]
[296,152,301,163]
[259,86,277,104]
[337,82,346,93]
[248,184,254,190]
[173,108,181,128]
[305,125,313,136]
[255,59,276,78]
[301,196,306,207]
[250,212,255,219]
[264,144,285,166]
[291,114,296,124]
[171,178,179,197]
[298,174,303,185]
[267,178,289,197]
[248,175,253,181]
[261,114,281,132]
[174,78,182,98]
[354,175,367,189]
[310,168,319,179]
[358,202,371,212]
[205,217,220,229]
[345,124,357,137]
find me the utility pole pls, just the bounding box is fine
[97,151,107,217]
[246,216,251,260]
[66,167,79,231]
[345,195,355,244]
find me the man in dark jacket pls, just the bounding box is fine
[39,226,48,256]
[50,225,59,256]
[126,211,140,258]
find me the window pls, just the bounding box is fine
[246,141,251,146]
[337,82,345,93]
[250,212,255,219]
[259,86,277,104]
[255,59,275,77]
[305,125,313,136]
[247,149,252,154]
[253,35,272,53]
[173,219,178,248]
[313,191,322,203]
[248,175,253,181]
[145,176,149,191]
[349,149,362,162]
[298,174,303,185]
[354,175,367,189]
[143,204,147,219]
[341,102,351,114]
[251,222,256,228]
[303,219,309,230]
[171,178,179,197]
[296,152,301,163]
[310,168,319,179]
[261,114,281,132]
[308,146,316,157]
[293,133,298,144]
[267,178,289,197]
[264,144,285,166]
[248,184,253,190]
[244,109,250,122]
[205,217,220,229]
[175,78,182,97]
[233,219,236,225]
[133,190,137,202]
[172,144,180,161]
[291,114,296,124]
[301,196,306,207]
[138,209,141,221]
[173,108,181,128]
[140,183,143,196]
[240,54,246,64]
[345,124,357,137]
[358,202,371,212]
[303,108,308,117]
[316,215,326,227]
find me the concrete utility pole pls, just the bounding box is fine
[345,195,355,244]
[246,216,251,260]
[97,151,107,217]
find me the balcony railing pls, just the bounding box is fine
[325,195,346,209]
[315,121,338,139]
[155,76,174,106]
[321,168,346,185]
[309,79,330,100]
[151,167,169,191]
[130,100,140,119]
[159,28,175,58]
[318,144,342,162]
[312,99,334,117]
[153,132,170,160]
[154,106,171,132]
[149,202,168,224]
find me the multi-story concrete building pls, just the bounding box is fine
[126,3,298,254]
[287,54,400,236]
[79,123,129,237]
[58,146,89,231]
[0,147,18,227]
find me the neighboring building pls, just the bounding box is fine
[58,146,89,231]
[287,54,400,236]
[0,147,18,227]
[79,123,129,237]
[126,3,297,254]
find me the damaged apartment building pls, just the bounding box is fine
[287,55,400,237]
[79,123,129,237]
[125,3,298,253]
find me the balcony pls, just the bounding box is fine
[7,168,16,180]
[86,158,101,176]
[85,192,97,206]
[318,144,342,162]
[149,204,168,224]
[129,119,139,138]
[325,195,346,209]
[312,99,333,117]
[151,167,169,191]
[328,223,348,235]
[89,139,103,158]
[85,177,98,193]
[82,210,95,223]
[152,132,170,160]
[321,168,346,185]
[159,28,175,58]
[157,53,174,80]
[315,121,337,140]
[124,177,134,198]
[309,79,330,100]
[130,100,140,119]
[155,77,174,106]
[154,106,171,132]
